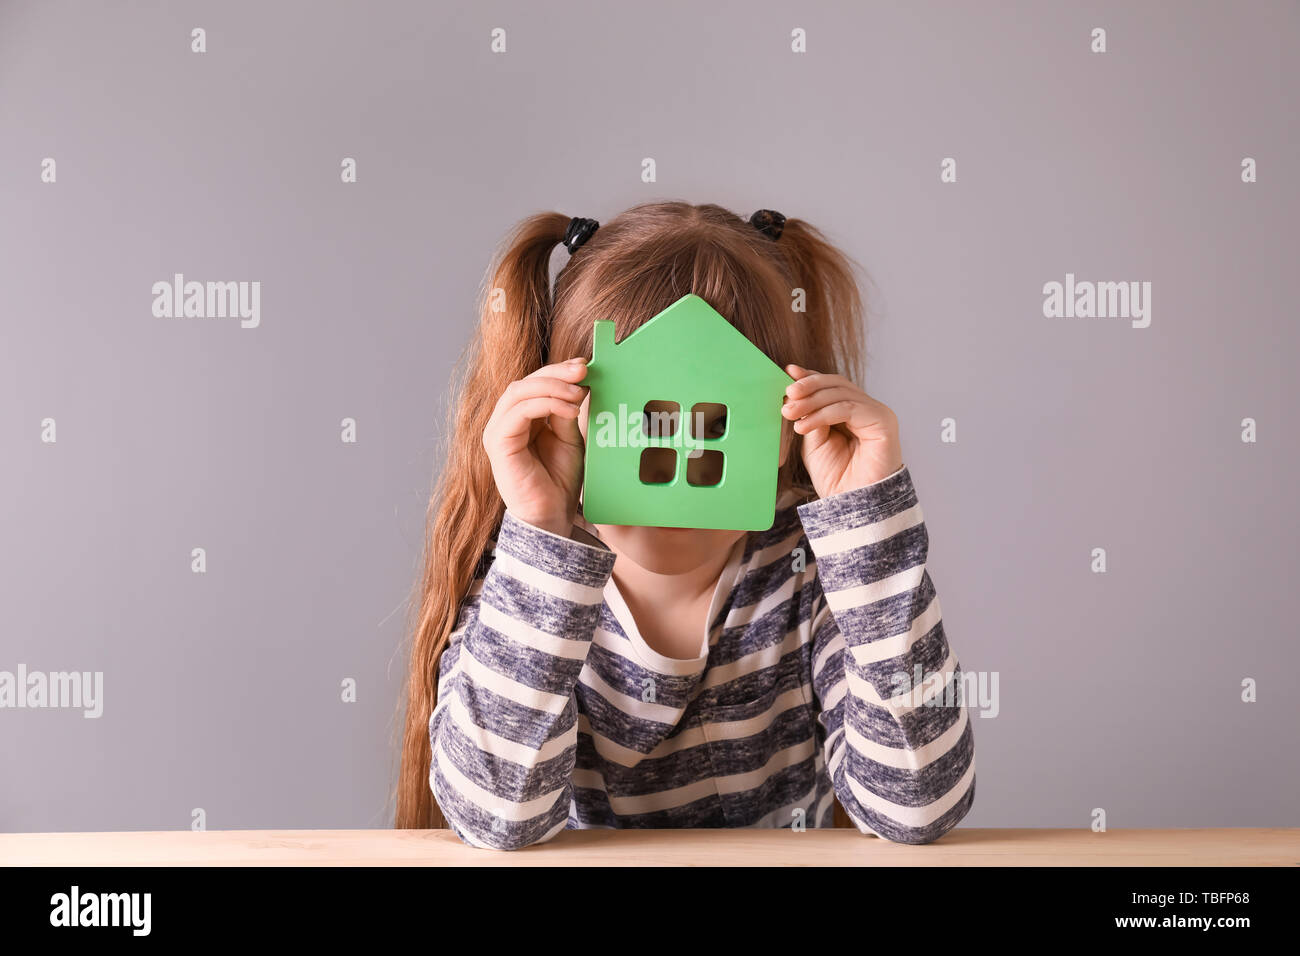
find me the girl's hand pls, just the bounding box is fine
[781,364,905,499]
[482,358,589,538]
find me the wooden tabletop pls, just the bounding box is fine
[2,828,1296,866]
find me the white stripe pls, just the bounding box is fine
[810,605,844,675]
[746,526,808,574]
[430,767,494,849]
[822,563,925,613]
[847,647,961,712]
[435,646,461,706]
[432,734,565,823]
[577,713,710,766]
[600,774,722,815]
[817,668,847,713]
[490,548,606,605]
[537,816,569,844]
[461,642,570,715]
[844,698,969,769]
[702,626,805,689]
[446,689,572,764]
[710,739,817,794]
[749,782,821,828]
[583,743,817,817]
[807,503,923,556]
[848,592,943,665]
[589,624,637,659]
[825,726,849,779]
[845,647,960,712]
[726,573,798,628]
[809,594,947,704]
[696,687,810,740]
[577,659,684,725]
[477,601,592,659]
[844,757,976,831]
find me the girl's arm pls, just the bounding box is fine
[429,510,616,850]
[796,465,976,843]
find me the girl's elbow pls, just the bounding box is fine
[861,773,976,845]
[436,796,541,851]
[445,818,546,852]
[898,773,977,845]
[432,776,563,851]
[883,820,957,846]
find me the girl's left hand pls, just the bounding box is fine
[781,364,905,499]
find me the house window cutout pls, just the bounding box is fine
[639,447,677,484]
[688,402,728,440]
[642,400,680,438]
[686,449,725,487]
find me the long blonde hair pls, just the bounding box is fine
[395,201,868,829]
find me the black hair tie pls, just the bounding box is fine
[749,209,786,240]
[563,217,600,254]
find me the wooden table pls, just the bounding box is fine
[2,828,1296,866]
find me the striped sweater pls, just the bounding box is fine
[429,464,976,848]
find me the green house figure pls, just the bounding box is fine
[579,293,794,531]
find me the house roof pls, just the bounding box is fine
[586,294,793,395]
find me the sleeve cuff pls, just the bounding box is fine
[496,509,617,588]
[795,464,917,538]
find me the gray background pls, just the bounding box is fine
[2,0,1296,833]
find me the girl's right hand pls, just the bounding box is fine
[482,358,589,538]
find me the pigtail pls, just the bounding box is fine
[394,212,570,829]
[772,217,867,387]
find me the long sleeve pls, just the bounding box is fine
[429,509,617,850]
[797,465,976,844]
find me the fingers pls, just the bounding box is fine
[490,362,588,423]
[531,357,589,383]
[782,362,862,436]
[783,364,895,435]
[781,385,861,422]
[787,400,858,434]
[784,364,853,398]
[485,359,590,453]
[492,397,582,453]
[499,374,586,409]
[791,397,898,438]
[548,390,585,447]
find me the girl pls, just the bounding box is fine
[396,201,975,848]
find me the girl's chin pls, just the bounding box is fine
[602,523,702,537]
[606,526,718,568]
[594,522,734,562]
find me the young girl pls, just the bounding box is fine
[396,201,975,848]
